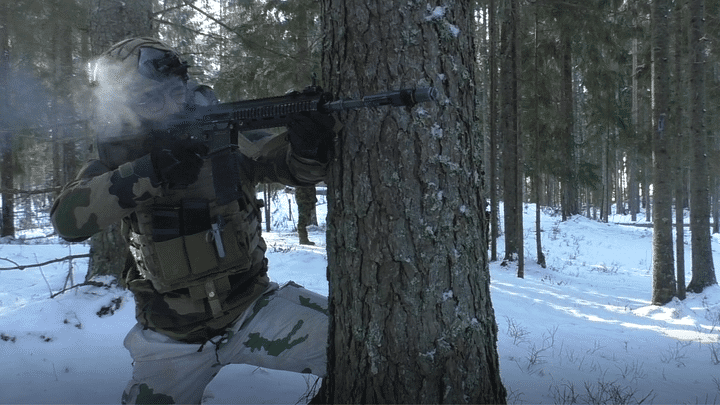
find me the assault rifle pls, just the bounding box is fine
[150,83,438,205]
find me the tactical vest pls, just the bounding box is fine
[127,162,264,317]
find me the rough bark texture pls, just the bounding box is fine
[86,0,152,282]
[89,0,152,54]
[560,28,578,221]
[0,4,14,238]
[651,0,676,305]
[673,0,686,300]
[687,0,717,293]
[500,0,519,260]
[318,0,506,403]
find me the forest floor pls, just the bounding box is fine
[1,195,720,404]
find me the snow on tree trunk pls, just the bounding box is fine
[317,0,506,403]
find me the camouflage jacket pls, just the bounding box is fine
[51,133,327,343]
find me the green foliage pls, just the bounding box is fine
[155,0,321,101]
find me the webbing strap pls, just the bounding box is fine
[205,280,223,317]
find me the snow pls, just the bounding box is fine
[2,195,720,404]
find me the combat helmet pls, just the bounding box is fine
[101,37,189,83]
[92,37,191,168]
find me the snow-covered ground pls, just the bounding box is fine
[1,194,720,404]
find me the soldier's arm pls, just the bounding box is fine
[240,131,327,186]
[51,155,161,242]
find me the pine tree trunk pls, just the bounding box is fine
[89,0,153,54]
[317,0,506,402]
[0,5,14,238]
[86,0,153,282]
[560,28,577,221]
[631,37,640,222]
[500,0,520,261]
[533,11,545,269]
[686,0,717,293]
[651,0,676,305]
[673,0,687,300]
[488,0,499,263]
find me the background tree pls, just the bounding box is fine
[673,0,687,300]
[0,1,13,238]
[500,0,522,268]
[651,0,676,305]
[488,0,499,263]
[686,0,717,293]
[317,0,506,402]
[85,0,153,282]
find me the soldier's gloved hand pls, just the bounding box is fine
[287,111,336,161]
[151,138,207,188]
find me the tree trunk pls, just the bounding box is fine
[673,0,686,300]
[560,28,578,221]
[489,0,499,262]
[686,0,716,293]
[317,0,506,402]
[500,0,520,261]
[52,0,77,194]
[651,0,676,305]
[601,128,610,223]
[533,11,545,269]
[630,38,640,222]
[89,0,153,54]
[86,0,153,282]
[0,4,14,238]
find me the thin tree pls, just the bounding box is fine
[316,0,506,402]
[85,0,153,282]
[651,0,676,305]
[0,2,14,238]
[686,0,716,293]
[673,0,687,300]
[489,0,499,262]
[559,26,578,221]
[500,0,521,264]
[533,8,546,269]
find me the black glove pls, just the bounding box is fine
[287,111,336,161]
[151,138,207,188]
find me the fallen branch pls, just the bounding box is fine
[50,280,109,299]
[0,254,90,271]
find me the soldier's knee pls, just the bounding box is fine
[122,383,175,405]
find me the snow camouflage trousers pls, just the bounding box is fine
[121,282,328,404]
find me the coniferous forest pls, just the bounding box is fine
[1,0,720,402]
[2,0,718,301]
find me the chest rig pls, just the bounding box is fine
[127,163,263,317]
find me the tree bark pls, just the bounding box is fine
[500,0,520,261]
[0,3,14,238]
[651,0,676,305]
[686,0,717,293]
[560,28,578,221]
[489,0,499,262]
[89,0,153,54]
[673,0,686,300]
[86,0,153,282]
[317,0,506,402]
[533,10,545,269]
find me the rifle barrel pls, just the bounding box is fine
[323,87,437,112]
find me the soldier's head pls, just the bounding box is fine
[93,37,189,122]
[91,37,190,168]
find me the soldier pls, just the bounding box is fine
[295,185,317,245]
[50,38,334,404]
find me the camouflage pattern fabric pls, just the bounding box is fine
[295,185,317,244]
[121,282,328,405]
[50,38,332,405]
[51,130,327,343]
